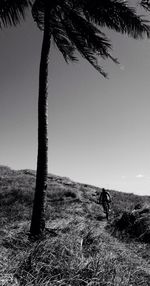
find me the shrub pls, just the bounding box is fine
[108,204,150,243]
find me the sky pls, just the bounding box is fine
[1,6,150,196]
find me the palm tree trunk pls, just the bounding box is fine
[30,7,51,237]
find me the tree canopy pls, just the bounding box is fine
[31,0,150,77]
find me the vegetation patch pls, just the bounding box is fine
[1,166,150,286]
[108,204,150,243]
[16,228,150,286]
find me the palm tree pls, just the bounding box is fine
[29,0,150,237]
[1,0,150,238]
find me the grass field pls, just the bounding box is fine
[0,165,150,285]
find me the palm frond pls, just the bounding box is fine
[80,0,150,39]
[52,18,77,62]
[32,0,44,30]
[63,6,112,56]
[0,0,31,28]
[59,14,111,77]
[59,4,119,76]
[32,0,61,30]
[32,0,150,76]
[141,0,150,11]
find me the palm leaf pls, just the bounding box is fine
[141,0,150,11]
[32,0,150,77]
[32,0,44,30]
[59,14,110,77]
[0,0,31,28]
[79,0,150,38]
[52,20,77,62]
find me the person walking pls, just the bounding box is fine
[99,188,111,220]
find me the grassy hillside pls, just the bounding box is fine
[0,166,150,286]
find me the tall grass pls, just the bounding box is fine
[16,227,150,286]
[1,166,150,286]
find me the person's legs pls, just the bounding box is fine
[102,201,109,220]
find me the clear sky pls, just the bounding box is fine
[1,7,150,196]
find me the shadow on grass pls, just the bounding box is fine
[94,214,106,221]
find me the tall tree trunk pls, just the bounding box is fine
[30,7,51,237]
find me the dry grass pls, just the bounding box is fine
[0,166,150,286]
[15,225,150,286]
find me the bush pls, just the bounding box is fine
[108,204,150,243]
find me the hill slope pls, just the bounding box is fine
[0,166,150,286]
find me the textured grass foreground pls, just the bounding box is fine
[15,227,150,286]
[0,166,150,286]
